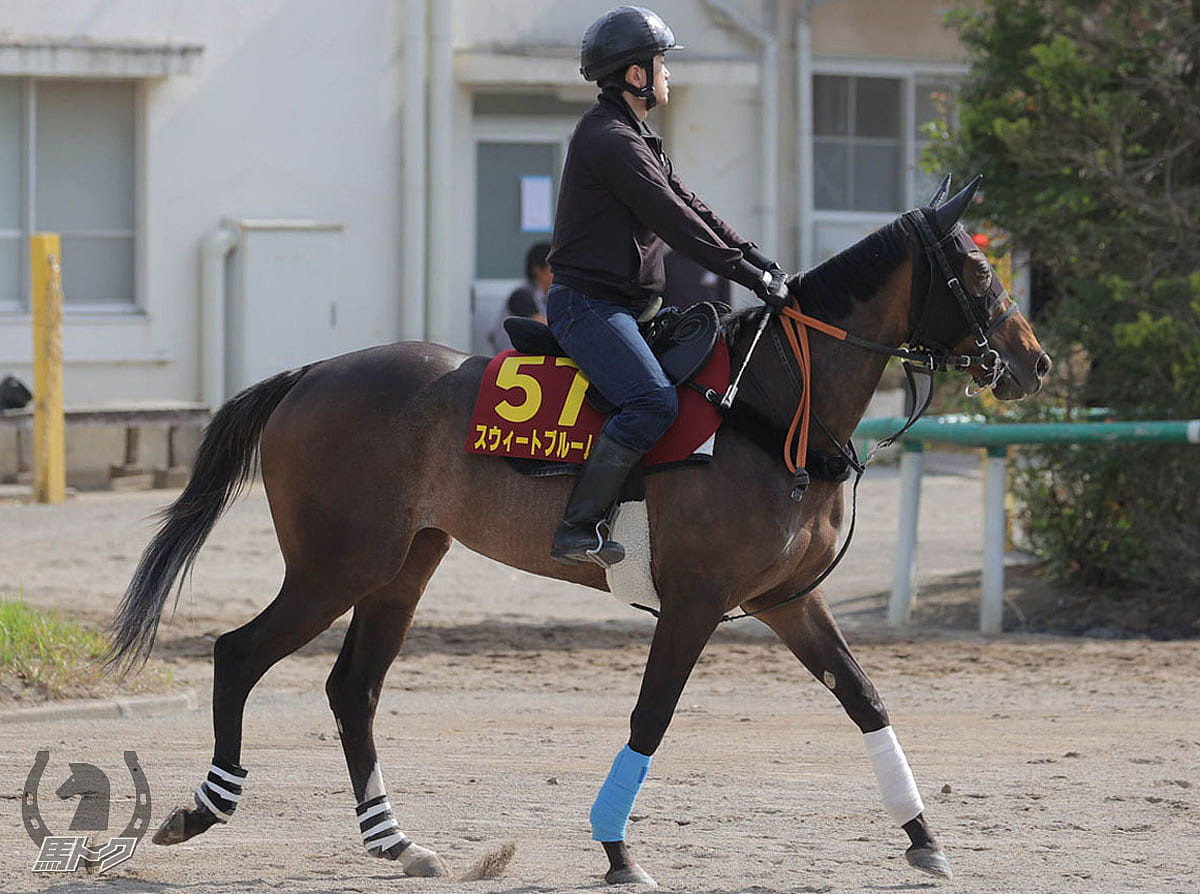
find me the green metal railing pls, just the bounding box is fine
[855,416,1200,448]
[850,414,1200,634]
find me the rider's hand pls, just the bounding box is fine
[757,268,791,311]
[731,257,790,309]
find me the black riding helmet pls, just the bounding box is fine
[580,6,681,110]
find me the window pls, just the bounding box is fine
[0,78,137,310]
[812,74,958,213]
[814,75,902,212]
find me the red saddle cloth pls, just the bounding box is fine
[465,339,729,466]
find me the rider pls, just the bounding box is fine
[547,5,791,567]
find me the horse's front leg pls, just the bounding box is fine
[593,602,723,887]
[759,589,952,881]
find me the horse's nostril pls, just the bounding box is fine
[1035,352,1052,379]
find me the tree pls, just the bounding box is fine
[929,0,1200,609]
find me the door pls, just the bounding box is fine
[472,129,567,354]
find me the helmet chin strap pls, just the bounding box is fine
[621,60,657,110]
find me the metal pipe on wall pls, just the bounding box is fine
[425,0,454,347]
[199,225,237,408]
[797,1,815,270]
[402,0,428,342]
[761,13,779,257]
[701,0,779,258]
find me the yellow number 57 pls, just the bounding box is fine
[494,355,592,426]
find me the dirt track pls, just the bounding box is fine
[0,461,1197,893]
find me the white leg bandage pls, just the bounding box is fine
[864,726,924,825]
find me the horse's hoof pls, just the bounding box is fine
[400,843,453,877]
[906,845,952,880]
[605,863,658,886]
[151,807,191,845]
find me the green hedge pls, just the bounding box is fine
[929,1,1200,599]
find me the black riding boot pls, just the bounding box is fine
[550,433,642,567]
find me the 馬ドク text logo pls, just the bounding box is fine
[22,750,151,873]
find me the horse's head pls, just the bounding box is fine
[55,762,109,802]
[55,762,112,832]
[906,175,1051,400]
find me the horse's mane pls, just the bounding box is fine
[722,215,912,340]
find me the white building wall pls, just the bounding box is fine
[0,0,959,412]
[0,0,404,403]
[453,0,770,56]
[665,82,763,302]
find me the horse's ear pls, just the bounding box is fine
[927,173,951,207]
[933,174,982,232]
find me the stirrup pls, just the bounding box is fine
[551,521,626,568]
[584,529,626,569]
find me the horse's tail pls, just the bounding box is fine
[105,366,310,676]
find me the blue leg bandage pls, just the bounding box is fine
[590,744,652,842]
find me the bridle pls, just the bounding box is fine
[761,209,1024,486]
[902,209,1021,397]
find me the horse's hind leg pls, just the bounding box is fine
[759,589,952,880]
[152,568,369,846]
[325,528,451,876]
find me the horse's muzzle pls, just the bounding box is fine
[991,350,1051,400]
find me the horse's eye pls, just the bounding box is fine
[966,252,992,294]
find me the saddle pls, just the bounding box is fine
[471,300,853,488]
[504,301,724,414]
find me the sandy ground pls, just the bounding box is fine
[0,455,1197,893]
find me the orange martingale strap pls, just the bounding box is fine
[778,303,848,474]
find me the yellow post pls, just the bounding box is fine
[30,233,66,504]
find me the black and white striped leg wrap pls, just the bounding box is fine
[357,794,411,857]
[194,759,247,823]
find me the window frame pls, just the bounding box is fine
[809,58,966,216]
[803,58,965,268]
[813,74,904,212]
[0,75,143,316]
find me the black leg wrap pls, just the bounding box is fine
[193,758,247,823]
[356,793,412,857]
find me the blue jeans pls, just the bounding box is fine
[546,284,678,454]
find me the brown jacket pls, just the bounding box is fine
[548,92,758,309]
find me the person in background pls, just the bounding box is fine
[489,241,553,352]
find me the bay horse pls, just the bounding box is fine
[108,176,1050,886]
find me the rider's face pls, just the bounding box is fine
[652,55,670,106]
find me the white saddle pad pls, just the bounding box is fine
[604,499,660,612]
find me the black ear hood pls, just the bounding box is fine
[927,173,952,207]
[933,174,982,234]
